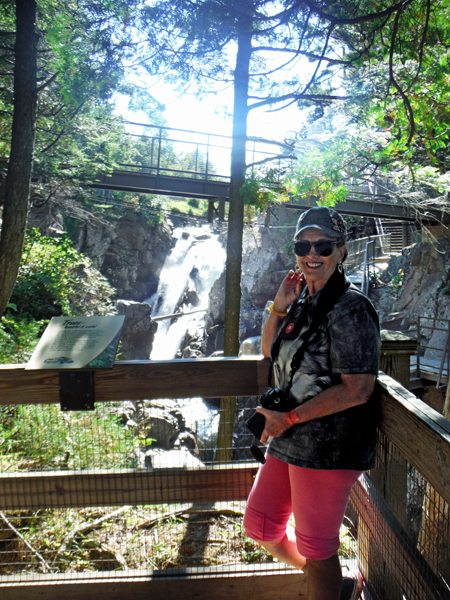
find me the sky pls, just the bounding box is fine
[115,85,306,175]
[115,82,306,144]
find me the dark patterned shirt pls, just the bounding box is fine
[267,284,380,471]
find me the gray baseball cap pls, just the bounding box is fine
[293,206,347,241]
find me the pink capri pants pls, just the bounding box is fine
[243,454,362,561]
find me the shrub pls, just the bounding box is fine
[9,229,115,321]
[1,230,116,365]
[0,310,43,364]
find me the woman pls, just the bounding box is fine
[243,206,380,600]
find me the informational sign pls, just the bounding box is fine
[26,316,125,369]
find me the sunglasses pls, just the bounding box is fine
[294,239,340,257]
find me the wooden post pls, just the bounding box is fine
[444,381,450,420]
[379,329,417,389]
[214,396,238,463]
[207,199,214,223]
[218,198,226,222]
[361,330,417,598]
[402,222,409,247]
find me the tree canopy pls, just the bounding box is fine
[0,0,164,316]
[285,0,450,211]
[2,0,450,332]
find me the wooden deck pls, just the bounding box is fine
[0,342,448,600]
[410,355,449,387]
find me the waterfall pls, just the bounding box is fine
[145,223,226,461]
[146,223,226,359]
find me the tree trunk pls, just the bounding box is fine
[215,20,252,464]
[223,25,252,357]
[0,0,38,317]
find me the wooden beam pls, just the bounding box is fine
[0,357,271,406]
[0,464,259,511]
[377,373,450,506]
[0,565,307,600]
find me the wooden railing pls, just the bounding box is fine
[0,336,449,600]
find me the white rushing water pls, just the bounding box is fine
[145,223,226,456]
[147,223,226,360]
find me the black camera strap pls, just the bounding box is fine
[269,267,351,395]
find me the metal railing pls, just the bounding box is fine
[344,234,390,293]
[416,316,450,387]
[118,122,296,184]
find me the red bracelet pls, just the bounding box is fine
[286,409,298,427]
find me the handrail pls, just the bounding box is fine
[0,357,269,406]
[417,316,450,386]
[376,372,450,505]
[118,122,295,184]
[361,239,375,296]
[1,355,449,509]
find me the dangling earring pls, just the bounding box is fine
[338,262,343,274]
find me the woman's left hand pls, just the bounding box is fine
[256,406,291,444]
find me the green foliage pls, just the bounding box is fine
[391,269,405,298]
[0,230,116,365]
[241,172,289,214]
[293,0,450,199]
[188,198,200,209]
[9,229,115,322]
[0,0,164,201]
[286,140,350,207]
[369,272,382,288]
[0,404,137,471]
[0,312,43,364]
[165,197,209,217]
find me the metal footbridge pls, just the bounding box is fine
[90,122,446,224]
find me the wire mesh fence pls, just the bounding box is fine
[0,398,358,585]
[0,363,449,600]
[349,431,450,600]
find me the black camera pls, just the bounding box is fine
[246,387,297,441]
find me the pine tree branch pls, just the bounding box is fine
[389,8,415,146]
[248,92,348,111]
[298,0,415,27]
[36,71,58,93]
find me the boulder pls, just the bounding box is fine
[140,407,180,449]
[239,336,262,356]
[115,300,157,360]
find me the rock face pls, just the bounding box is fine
[115,300,157,360]
[73,214,173,302]
[203,271,226,356]
[241,219,294,309]
[202,216,294,355]
[372,238,450,353]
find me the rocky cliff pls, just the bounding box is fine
[73,215,173,302]
[373,233,450,353]
[28,201,450,364]
[28,203,174,303]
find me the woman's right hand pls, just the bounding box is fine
[272,270,305,314]
[261,270,306,357]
